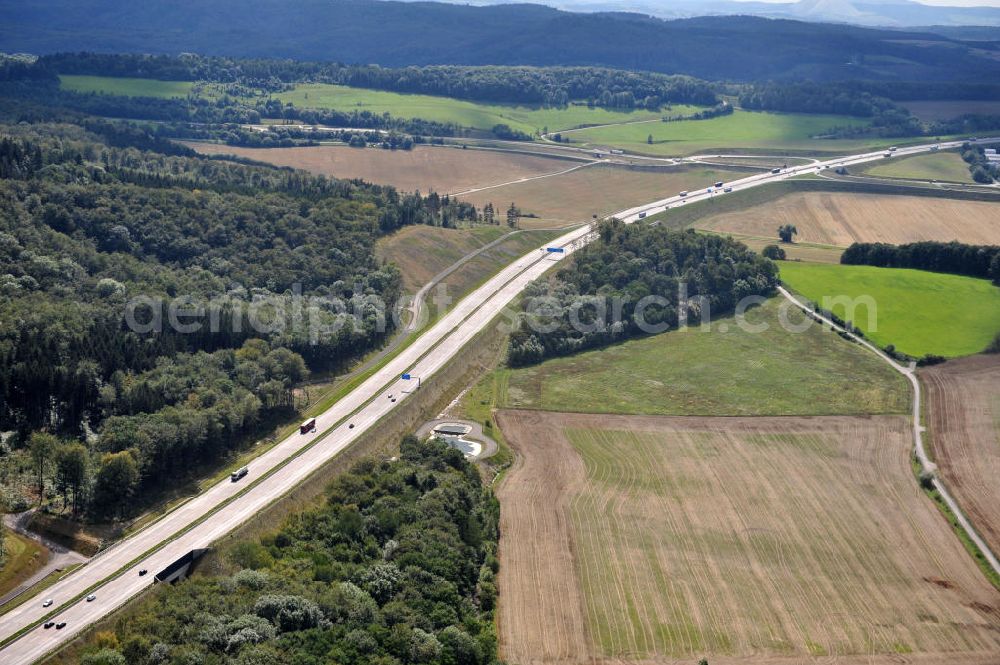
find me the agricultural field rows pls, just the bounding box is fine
[184,143,569,195]
[922,355,1000,559]
[496,410,1000,663]
[692,191,1000,247]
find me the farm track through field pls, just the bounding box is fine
[496,411,1000,664]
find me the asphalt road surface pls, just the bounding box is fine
[1,136,995,664]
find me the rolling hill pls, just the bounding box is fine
[3,0,1000,82]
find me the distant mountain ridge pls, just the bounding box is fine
[3,0,1000,82]
[450,0,1000,28]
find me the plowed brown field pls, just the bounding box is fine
[496,410,1000,665]
[923,355,1000,559]
[694,192,1000,247]
[184,142,567,193]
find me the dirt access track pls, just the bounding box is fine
[495,409,1000,665]
[922,354,1000,559]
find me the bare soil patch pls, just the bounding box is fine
[922,355,1000,559]
[694,191,1000,247]
[496,409,1000,664]
[184,143,567,194]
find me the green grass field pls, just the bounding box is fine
[276,83,677,134]
[567,109,875,156]
[865,151,974,183]
[779,262,1000,357]
[60,75,194,99]
[500,298,909,416]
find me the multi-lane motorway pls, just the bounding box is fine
[1,137,996,664]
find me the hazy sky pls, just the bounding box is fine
[731,0,1000,5]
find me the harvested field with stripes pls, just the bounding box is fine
[923,355,1000,560]
[495,410,1000,664]
[184,143,569,194]
[693,191,1000,247]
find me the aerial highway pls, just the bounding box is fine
[1,136,996,664]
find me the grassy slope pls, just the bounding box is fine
[567,109,873,156]
[501,298,909,416]
[559,418,998,659]
[865,151,975,183]
[59,75,194,98]
[376,225,510,293]
[0,531,48,599]
[276,83,674,134]
[779,262,1000,357]
[376,225,562,296]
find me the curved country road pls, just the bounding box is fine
[778,286,1000,578]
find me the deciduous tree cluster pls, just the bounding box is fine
[508,223,778,365]
[75,437,501,665]
[0,119,478,519]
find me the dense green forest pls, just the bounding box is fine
[72,436,501,665]
[841,240,1000,283]
[508,223,778,365]
[6,0,1000,83]
[0,117,477,519]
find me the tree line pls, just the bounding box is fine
[508,223,778,365]
[738,81,1000,139]
[71,436,501,665]
[39,53,720,109]
[841,240,1000,284]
